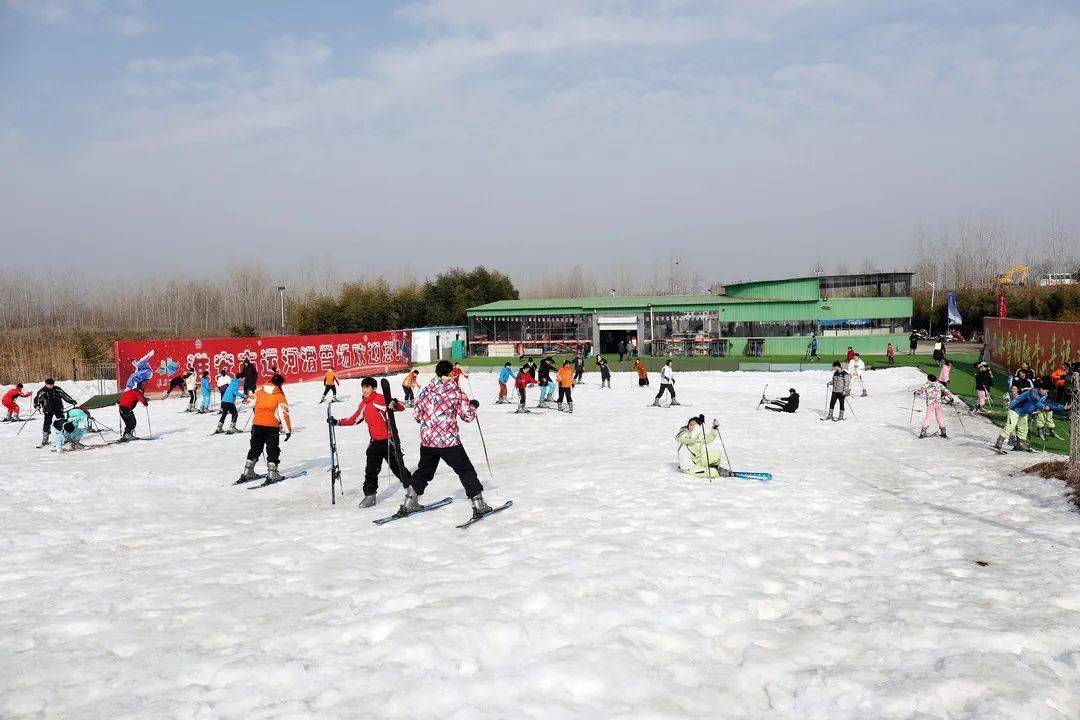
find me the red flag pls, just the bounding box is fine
[997,292,1007,318]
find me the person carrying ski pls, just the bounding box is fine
[402,369,420,407]
[825,361,850,421]
[3,384,31,421]
[652,359,679,406]
[994,379,1069,452]
[847,353,867,397]
[886,342,895,364]
[329,376,411,508]
[238,373,291,484]
[514,365,537,413]
[596,355,612,388]
[450,362,469,386]
[556,360,575,413]
[913,373,963,439]
[496,363,515,404]
[573,352,585,383]
[117,384,148,440]
[34,378,77,447]
[765,389,800,413]
[320,366,339,403]
[199,372,212,413]
[633,358,649,387]
[676,416,730,478]
[215,374,243,434]
[403,360,491,518]
[973,362,994,414]
[52,406,92,452]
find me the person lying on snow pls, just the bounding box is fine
[675,415,730,478]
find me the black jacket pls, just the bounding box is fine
[34,385,76,414]
[782,392,800,412]
[975,367,994,391]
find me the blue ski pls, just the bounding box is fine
[732,471,773,482]
[373,497,453,525]
[456,500,513,529]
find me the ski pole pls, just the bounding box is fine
[715,422,733,476]
[145,405,153,438]
[909,394,916,424]
[845,397,855,419]
[15,406,38,437]
[466,377,494,479]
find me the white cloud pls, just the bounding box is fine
[6,0,153,35]
[127,52,240,75]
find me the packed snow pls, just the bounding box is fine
[2,367,1079,719]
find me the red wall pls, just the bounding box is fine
[115,330,412,393]
[983,317,1080,377]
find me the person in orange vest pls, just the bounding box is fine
[239,373,291,483]
[401,369,420,408]
[633,358,649,387]
[556,360,576,413]
[320,366,339,403]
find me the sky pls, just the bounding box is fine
[2,0,1079,287]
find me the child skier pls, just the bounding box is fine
[34,378,77,447]
[117,383,148,440]
[994,379,1069,452]
[496,363,515,404]
[938,359,952,387]
[183,370,197,412]
[765,389,800,413]
[536,358,557,407]
[652,359,678,406]
[886,342,896,365]
[556,360,575,413]
[1033,375,1068,442]
[973,362,994,414]
[2,383,31,421]
[164,372,186,399]
[514,365,537,413]
[913,373,964,439]
[596,355,612,388]
[847,352,867,397]
[329,376,411,508]
[238,373,291,484]
[216,368,232,397]
[824,361,850,421]
[633,358,649,387]
[450,362,469,386]
[199,372,212,413]
[573,352,585,384]
[320,366,339,403]
[675,416,730,478]
[402,369,420,407]
[215,374,242,434]
[403,360,490,519]
[52,407,92,452]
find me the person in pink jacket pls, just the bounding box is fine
[914,373,966,439]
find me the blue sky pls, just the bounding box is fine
[2,0,1079,285]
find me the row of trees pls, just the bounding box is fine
[914,284,1080,333]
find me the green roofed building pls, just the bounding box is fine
[466,272,914,357]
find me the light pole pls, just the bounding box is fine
[925,281,936,337]
[278,286,286,336]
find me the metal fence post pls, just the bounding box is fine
[1068,372,1079,486]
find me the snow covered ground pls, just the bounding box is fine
[2,367,1080,719]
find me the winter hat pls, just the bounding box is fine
[435,360,453,377]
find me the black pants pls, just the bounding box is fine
[165,378,185,397]
[638,377,649,386]
[244,379,256,395]
[248,425,281,464]
[365,438,411,496]
[43,409,63,433]
[765,400,793,413]
[322,384,337,399]
[518,387,527,407]
[219,401,237,424]
[829,392,846,411]
[119,407,137,434]
[409,444,482,499]
[404,387,415,404]
[187,390,196,407]
[600,369,611,384]
[557,386,573,403]
[574,368,583,382]
[655,383,675,400]
[618,352,624,361]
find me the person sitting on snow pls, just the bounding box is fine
[765,388,800,413]
[676,415,730,478]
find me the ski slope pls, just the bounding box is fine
[2,368,1079,719]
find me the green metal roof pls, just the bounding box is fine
[467,294,758,317]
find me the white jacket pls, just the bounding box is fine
[847,358,865,376]
[660,365,674,384]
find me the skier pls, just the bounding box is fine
[994,379,1069,452]
[199,372,212,413]
[320,366,339,403]
[764,389,800,413]
[163,371,186,399]
[450,362,469,386]
[824,361,850,421]
[675,416,730,478]
[652,359,679,406]
[215,373,243,434]
[913,373,963,439]
[573,352,585,384]
[973,362,994,414]
[34,378,77,447]
[52,407,93,452]
[908,330,919,356]
[2,383,31,421]
[496,363,515,404]
[847,352,867,397]
[556,360,575,413]
[807,335,819,361]
[117,383,148,440]
[238,373,291,484]
[216,368,232,397]
[401,360,491,518]
[633,357,649,387]
[514,364,537,413]
[124,350,155,390]
[183,370,197,412]
[886,342,896,365]
[402,369,421,407]
[536,357,556,407]
[241,360,258,396]
[596,355,612,388]
[329,376,411,508]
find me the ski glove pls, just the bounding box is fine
[469,399,480,408]
[327,417,337,426]
[284,432,292,442]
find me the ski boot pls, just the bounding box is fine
[824,410,834,421]
[1049,429,1063,440]
[670,400,681,406]
[401,486,422,513]
[568,403,573,414]
[939,428,948,439]
[213,423,225,434]
[236,459,258,484]
[918,427,927,438]
[993,436,1005,451]
[266,462,283,483]
[120,432,137,442]
[0,416,10,423]
[557,402,564,412]
[1014,440,1033,452]
[651,399,661,407]
[358,494,377,508]
[470,493,493,519]
[41,431,50,447]
[861,390,868,397]
[226,421,239,434]
[837,410,844,421]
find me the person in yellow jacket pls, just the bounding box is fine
[556,360,576,414]
[238,373,292,483]
[320,366,339,403]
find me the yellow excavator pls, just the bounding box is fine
[997,265,1029,286]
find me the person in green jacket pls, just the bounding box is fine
[676,415,730,478]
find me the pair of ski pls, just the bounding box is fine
[371,496,513,528]
[236,469,310,489]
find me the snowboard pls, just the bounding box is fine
[328,403,343,504]
[380,378,411,487]
[245,469,309,489]
[456,500,513,529]
[373,497,453,525]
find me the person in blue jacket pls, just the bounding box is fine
[994,378,1070,452]
[214,373,242,434]
[198,372,213,413]
[53,407,92,452]
[496,362,516,404]
[125,350,155,390]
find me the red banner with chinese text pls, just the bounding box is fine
[983,317,1079,377]
[115,330,412,394]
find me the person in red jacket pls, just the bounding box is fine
[117,384,149,440]
[450,362,469,386]
[845,346,856,363]
[329,376,411,508]
[2,383,31,421]
[514,365,537,414]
